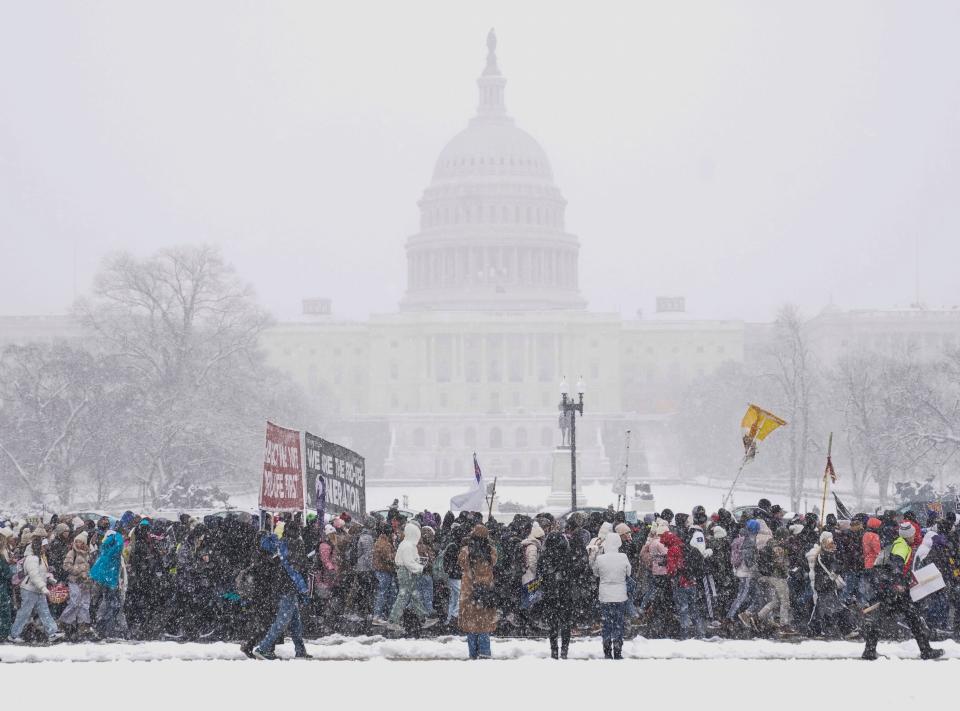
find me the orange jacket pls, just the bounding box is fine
[862,531,881,569]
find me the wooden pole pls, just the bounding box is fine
[722,457,749,510]
[487,476,497,521]
[820,432,833,528]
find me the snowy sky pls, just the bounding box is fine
[2,1,959,322]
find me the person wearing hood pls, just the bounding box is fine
[519,521,545,615]
[458,525,498,658]
[59,531,94,639]
[591,531,631,659]
[638,520,669,618]
[587,521,614,567]
[862,521,943,660]
[8,535,64,643]
[539,531,574,658]
[89,528,125,639]
[387,523,439,633]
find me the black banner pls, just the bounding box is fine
[304,432,366,519]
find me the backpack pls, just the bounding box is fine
[730,535,744,569]
[757,542,776,577]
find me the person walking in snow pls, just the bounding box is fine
[59,531,94,639]
[8,535,65,643]
[90,528,124,640]
[591,530,631,659]
[540,531,574,658]
[386,523,438,633]
[251,533,311,660]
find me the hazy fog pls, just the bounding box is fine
[2,1,959,322]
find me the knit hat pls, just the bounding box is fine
[898,521,916,542]
[530,522,545,539]
[819,531,833,545]
[867,517,882,530]
[712,526,727,539]
[0,527,14,539]
[614,523,632,536]
[652,521,670,537]
[54,522,70,536]
[332,518,345,530]
[71,517,85,530]
[746,519,761,534]
[73,531,88,547]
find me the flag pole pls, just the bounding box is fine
[820,432,833,528]
[487,476,497,521]
[722,456,749,510]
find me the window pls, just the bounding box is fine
[487,335,503,382]
[465,335,481,383]
[508,334,524,382]
[515,428,528,448]
[436,335,453,383]
[541,427,553,448]
[413,428,426,448]
[489,427,503,449]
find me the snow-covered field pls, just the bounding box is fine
[2,636,953,706]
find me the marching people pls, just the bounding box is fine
[0,499,956,664]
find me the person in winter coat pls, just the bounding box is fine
[441,525,466,627]
[755,528,794,633]
[372,522,397,624]
[520,522,545,611]
[638,520,669,616]
[344,518,377,624]
[706,526,735,621]
[540,531,574,658]
[862,521,943,660]
[417,526,437,615]
[727,519,760,625]
[239,533,284,658]
[59,531,94,638]
[8,536,64,643]
[387,523,438,632]
[662,529,704,638]
[252,533,311,659]
[458,525,498,659]
[46,523,72,583]
[0,533,16,639]
[812,532,851,637]
[591,531,631,659]
[90,529,124,639]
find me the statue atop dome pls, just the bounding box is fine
[483,28,500,76]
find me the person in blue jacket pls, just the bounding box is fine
[90,529,124,639]
[252,533,311,660]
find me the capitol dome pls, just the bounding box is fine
[400,30,586,312]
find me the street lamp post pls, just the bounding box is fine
[559,376,585,510]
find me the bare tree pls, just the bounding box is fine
[75,245,273,501]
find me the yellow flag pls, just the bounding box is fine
[740,404,787,459]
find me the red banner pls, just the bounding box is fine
[259,421,304,512]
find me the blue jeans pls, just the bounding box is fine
[258,592,306,656]
[466,632,491,658]
[373,571,397,619]
[672,580,705,637]
[10,589,58,638]
[95,585,123,639]
[727,577,755,620]
[600,601,626,642]
[419,573,435,613]
[446,578,461,623]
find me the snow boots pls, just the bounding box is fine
[550,637,559,659]
[602,640,612,659]
[612,641,623,660]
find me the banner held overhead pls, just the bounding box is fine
[259,421,305,512]
[304,432,366,520]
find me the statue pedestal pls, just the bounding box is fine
[546,446,586,510]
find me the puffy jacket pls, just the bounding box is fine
[62,535,91,584]
[394,523,423,575]
[90,530,124,590]
[640,535,668,576]
[21,552,52,595]
[520,536,542,585]
[591,532,631,602]
[353,530,375,573]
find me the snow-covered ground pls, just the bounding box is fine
[2,636,954,706]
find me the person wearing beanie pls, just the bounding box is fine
[47,522,72,586]
[8,535,65,643]
[638,521,670,619]
[861,517,943,660]
[60,531,94,639]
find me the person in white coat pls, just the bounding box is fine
[591,531,632,659]
[8,536,64,643]
[387,523,439,633]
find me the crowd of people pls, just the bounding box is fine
[0,497,954,660]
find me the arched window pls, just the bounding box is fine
[489,427,503,449]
